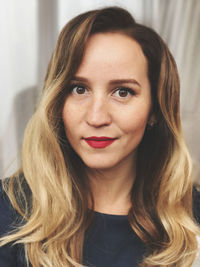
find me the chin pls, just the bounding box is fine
[82,158,119,170]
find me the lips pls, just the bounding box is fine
[84,136,117,148]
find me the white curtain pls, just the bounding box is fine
[0,0,200,182]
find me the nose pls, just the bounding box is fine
[86,96,112,127]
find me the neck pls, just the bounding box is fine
[87,157,136,215]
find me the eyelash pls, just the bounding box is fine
[69,84,136,98]
[70,84,87,95]
[113,87,136,97]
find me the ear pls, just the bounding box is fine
[147,113,157,127]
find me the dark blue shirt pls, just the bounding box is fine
[0,183,200,267]
[83,211,146,267]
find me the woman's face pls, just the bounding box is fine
[62,33,152,170]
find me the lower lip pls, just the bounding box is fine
[84,139,116,148]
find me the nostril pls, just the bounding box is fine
[86,119,111,128]
[86,101,111,127]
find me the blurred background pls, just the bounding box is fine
[0,0,200,182]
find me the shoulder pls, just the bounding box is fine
[0,179,19,236]
[0,179,28,267]
[0,176,29,237]
[193,186,200,224]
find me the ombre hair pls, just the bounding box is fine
[1,6,199,267]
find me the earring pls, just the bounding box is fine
[148,121,155,127]
[147,120,156,130]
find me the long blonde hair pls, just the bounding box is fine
[1,6,199,267]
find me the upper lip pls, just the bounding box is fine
[84,136,117,141]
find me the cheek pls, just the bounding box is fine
[62,103,75,137]
[62,102,85,148]
[62,99,84,124]
[62,105,69,128]
[124,118,147,135]
[116,106,151,134]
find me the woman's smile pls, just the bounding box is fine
[84,136,118,148]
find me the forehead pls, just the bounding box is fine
[75,32,148,82]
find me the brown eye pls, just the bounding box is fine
[118,89,128,97]
[113,87,135,98]
[71,85,87,94]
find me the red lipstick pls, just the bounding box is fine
[84,136,117,148]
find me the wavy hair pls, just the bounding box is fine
[1,6,199,267]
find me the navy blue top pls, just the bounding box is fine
[0,182,200,267]
[83,211,146,267]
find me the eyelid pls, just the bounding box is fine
[70,82,87,88]
[68,83,89,96]
[113,86,136,96]
[70,83,88,91]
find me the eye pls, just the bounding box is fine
[113,87,135,98]
[70,84,87,95]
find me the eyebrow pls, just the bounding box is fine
[72,76,141,87]
[109,79,141,87]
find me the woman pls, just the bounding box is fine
[0,6,200,267]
